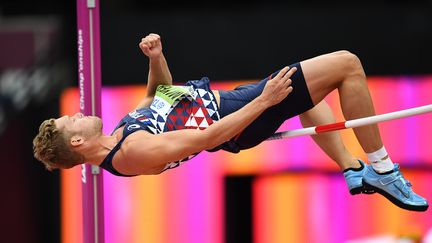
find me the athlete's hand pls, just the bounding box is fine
[139,33,163,59]
[259,66,296,107]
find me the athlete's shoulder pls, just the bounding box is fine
[112,131,165,175]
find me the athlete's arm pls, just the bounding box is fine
[135,33,173,109]
[116,66,296,175]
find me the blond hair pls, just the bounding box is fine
[33,119,84,170]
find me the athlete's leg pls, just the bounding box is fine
[299,100,359,170]
[300,51,428,211]
[300,50,381,153]
[300,100,371,195]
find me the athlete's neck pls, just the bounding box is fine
[83,134,119,166]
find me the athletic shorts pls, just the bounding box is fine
[212,62,314,153]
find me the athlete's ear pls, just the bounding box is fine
[70,135,85,147]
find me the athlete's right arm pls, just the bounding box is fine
[135,33,173,109]
[115,66,296,175]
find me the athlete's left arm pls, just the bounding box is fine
[135,33,173,109]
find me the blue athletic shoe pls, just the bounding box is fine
[362,164,429,212]
[343,160,375,195]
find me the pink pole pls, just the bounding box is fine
[76,0,104,242]
[268,104,432,140]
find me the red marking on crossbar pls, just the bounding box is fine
[315,122,347,133]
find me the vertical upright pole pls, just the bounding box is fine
[76,0,104,242]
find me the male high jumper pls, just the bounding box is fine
[34,34,428,211]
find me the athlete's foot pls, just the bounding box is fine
[343,160,375,195]
[362,164,429,212]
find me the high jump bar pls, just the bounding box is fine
[267,104,432,140]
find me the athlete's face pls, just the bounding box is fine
[55,113,103,139]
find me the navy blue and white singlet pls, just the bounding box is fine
[100,62,314,176]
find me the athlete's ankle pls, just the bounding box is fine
[367,146,394,173]
[342,158,363,172]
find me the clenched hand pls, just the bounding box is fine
[139,33,163,59]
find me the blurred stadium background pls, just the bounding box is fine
[0,0,431,242]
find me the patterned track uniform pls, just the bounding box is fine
[100,63,314,176]
[100,78,221,176]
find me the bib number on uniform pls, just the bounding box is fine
[151,85,194,115]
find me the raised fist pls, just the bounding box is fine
[139,33,162,59]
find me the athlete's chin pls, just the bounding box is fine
[90,116,103,131]
[95,117,103,130]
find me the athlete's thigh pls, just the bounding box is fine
[300,51,352,105]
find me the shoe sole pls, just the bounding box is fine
[350,186,375,195]
[363,180,429,212]
[350,187,363,195]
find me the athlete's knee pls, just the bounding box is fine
[336,50,366,80]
